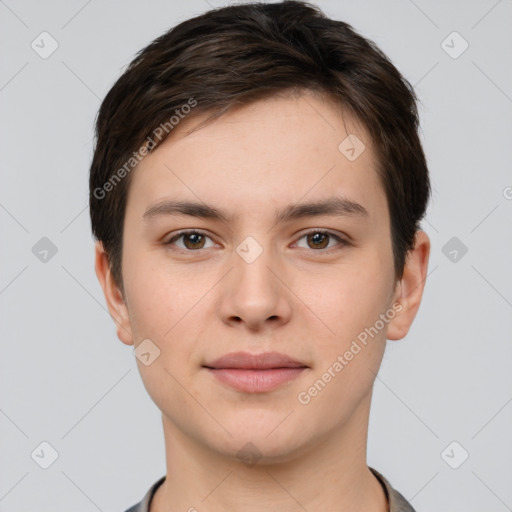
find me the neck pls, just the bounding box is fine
[152,397,387,512]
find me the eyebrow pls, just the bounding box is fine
[142,196,369,224]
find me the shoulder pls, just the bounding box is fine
[370,467,416,512]
[122,476,166,512]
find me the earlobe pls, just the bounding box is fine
[386,230,430,341]
[94,241,134,346]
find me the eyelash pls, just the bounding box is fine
[163,229,350,254]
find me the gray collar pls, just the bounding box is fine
[126,467,415,512]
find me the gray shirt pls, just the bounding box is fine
[124,467,415,512]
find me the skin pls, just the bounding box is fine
[95,91,430,511]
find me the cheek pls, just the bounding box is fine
[293,256,394,406]
[295,266,391,415]
[296,259,392,342]
[122,247,203,337]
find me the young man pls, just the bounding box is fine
[90,2,431,511]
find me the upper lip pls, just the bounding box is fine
[204,351,308,370]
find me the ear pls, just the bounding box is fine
[387,230,430,341]
[94,241,134,346]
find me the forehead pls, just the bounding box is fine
[126,91,387,225]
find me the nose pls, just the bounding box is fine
[218,240,293,332]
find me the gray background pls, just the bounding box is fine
[1,0,511,510]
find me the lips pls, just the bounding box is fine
[203,351,309,393]
[204,351,308,370]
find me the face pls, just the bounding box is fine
[97,91,427,464]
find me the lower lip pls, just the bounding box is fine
[206,367,307,393]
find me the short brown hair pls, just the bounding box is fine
[89,0,431,291]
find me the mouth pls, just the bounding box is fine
[203,351,309,393]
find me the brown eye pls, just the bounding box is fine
[165,230,214,251]
[182,232,205,250]
[307,232,329,249]
[295,230,348,251]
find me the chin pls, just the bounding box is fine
[204,422,309,465]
